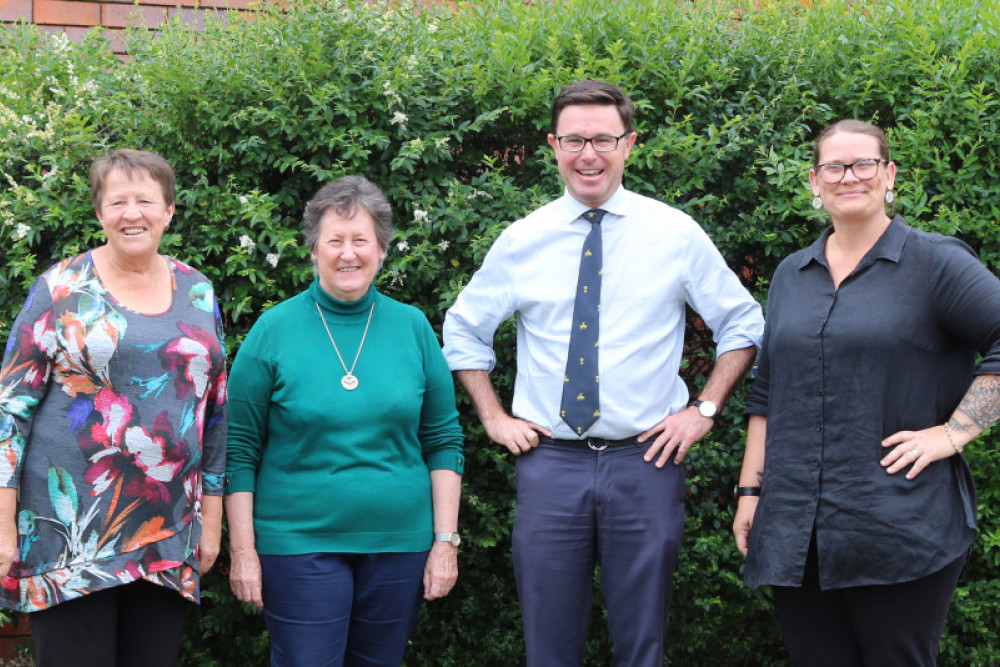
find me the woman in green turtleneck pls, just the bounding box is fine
[225,176,464,667]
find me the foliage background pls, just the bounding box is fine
[2,0,1000,663]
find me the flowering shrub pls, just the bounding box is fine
[2,0,1000,663]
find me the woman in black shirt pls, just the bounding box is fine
[733,119,1000,666]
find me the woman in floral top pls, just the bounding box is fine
[0,149,227,667]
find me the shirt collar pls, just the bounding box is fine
[798,214,910,271]
[560,185,629,223]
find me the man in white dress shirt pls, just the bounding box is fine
[443,80,763,666]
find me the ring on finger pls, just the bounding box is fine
[909,448,920,459]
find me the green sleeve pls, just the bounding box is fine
[225,317,276,493]
[416,317,465,474]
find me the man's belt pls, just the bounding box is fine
[542,435,642,451]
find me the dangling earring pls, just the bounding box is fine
[812,196,823,210]
[885,190,894,204]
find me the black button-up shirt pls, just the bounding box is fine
[745,216,1000,590]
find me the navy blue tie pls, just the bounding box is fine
[560,208,606,435]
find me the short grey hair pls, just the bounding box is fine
[302,176,393,253]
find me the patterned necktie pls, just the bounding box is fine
[560,208,606,435]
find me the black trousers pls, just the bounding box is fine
[773,538,967,667]
[29,579,191,667]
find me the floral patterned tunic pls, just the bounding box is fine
[0,252,227,612]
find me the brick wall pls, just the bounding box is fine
[1,0,256,54]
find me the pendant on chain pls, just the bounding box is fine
[315,299,375,392]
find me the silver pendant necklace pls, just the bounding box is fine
[315,300,375,391]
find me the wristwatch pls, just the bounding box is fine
[734,485,761,498]
[692,399,717,419]
[434,532,461,547]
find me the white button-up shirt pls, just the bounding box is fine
[443,187,764,440]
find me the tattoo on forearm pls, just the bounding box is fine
[755,471,764,486]
[955,376,1000,433]
[948,416,974,437]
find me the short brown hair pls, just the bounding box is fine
[90,149,176,209]
[551,80,635,135]
[813,119,891,167]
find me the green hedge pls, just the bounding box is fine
[2,0,999,663]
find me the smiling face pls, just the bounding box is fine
[312,207,385,302]
[810,131,896,224]
[547,104,637,209]
[96,168,174,263]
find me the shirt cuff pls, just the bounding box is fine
[425,450,465,475]
[225,470,257,494]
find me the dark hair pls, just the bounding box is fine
[90,149,176,210]
[813,119,891,167]
[551,80,635,135]
[302,176,393,253]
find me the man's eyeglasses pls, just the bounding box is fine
[816,159,888,184]
[555,132,629,153]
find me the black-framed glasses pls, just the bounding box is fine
[555,132,629,152]
[816,159,888,184]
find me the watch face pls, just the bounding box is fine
[449,533,461,547]
[696,400,717,418]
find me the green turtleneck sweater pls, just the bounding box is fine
[226,281,464,554]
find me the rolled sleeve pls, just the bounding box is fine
[684,226,764,356]
[443,232,517,372]
[225,323,274,495]
[419,321,465,475]
[930,237,1000,376]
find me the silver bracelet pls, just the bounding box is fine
[944,423,965,455]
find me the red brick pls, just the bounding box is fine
[33,0,99,26]
[205,0,258,10]
[0,0,32,22]
[37,24,94,41]
[166,5,232,28]
[101,2,167,27]
[105,26,125,52]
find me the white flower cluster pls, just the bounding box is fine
[383,81,402,107]
[239,234,256,251]
[266,253,280,268]
[15,223,31,240]
[396,240,410,252]
[390,111,408,126]
[413,209,429,223]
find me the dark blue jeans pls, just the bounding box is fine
[259,551,427,667]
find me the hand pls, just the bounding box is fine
[483,413,551,455]
[881,425,956,480]
[229,548,264,609]
[733,496,758,557]
[198,522,221,574]
[638,406,713,467]
[423,541,458,601]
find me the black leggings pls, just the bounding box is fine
[29,579,191,667]
[773,538,967,667]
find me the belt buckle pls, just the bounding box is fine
[587,438,607,451]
